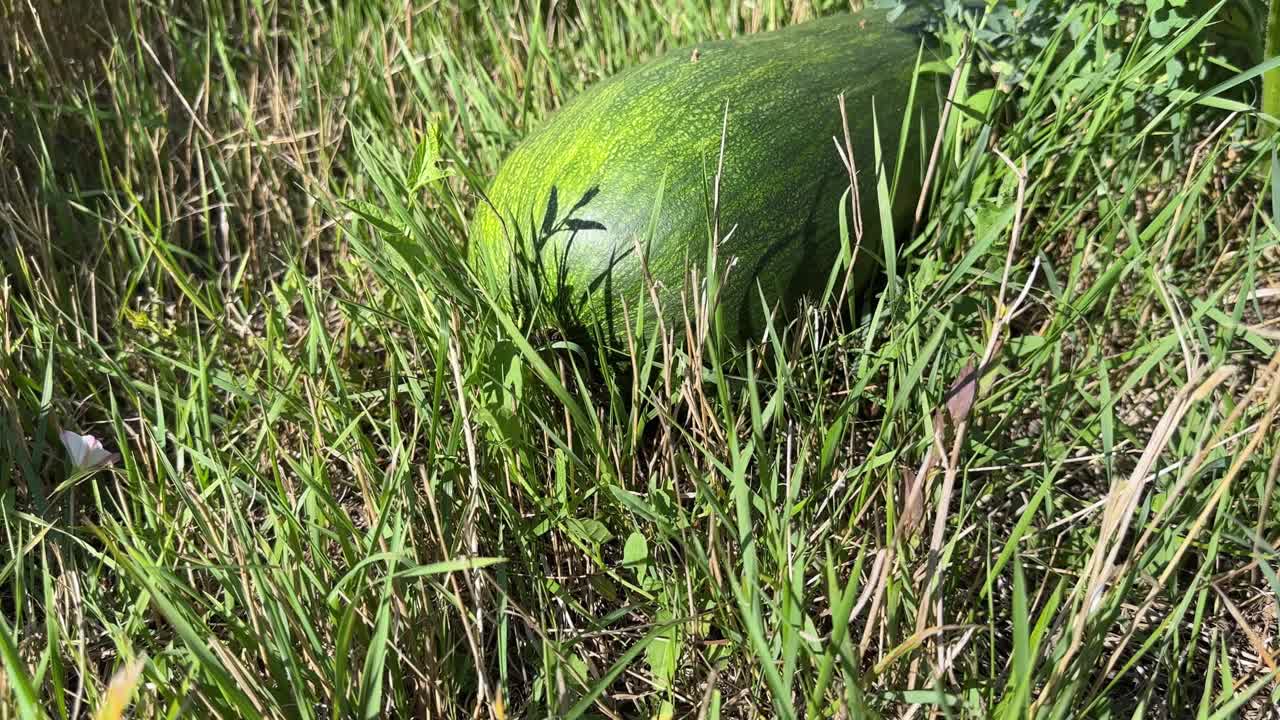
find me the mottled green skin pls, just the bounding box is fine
[474,9,936,342]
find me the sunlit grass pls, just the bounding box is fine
[2,1,1279,718]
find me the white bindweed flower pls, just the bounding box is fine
[59,430,120,470]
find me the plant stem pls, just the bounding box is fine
[1264,0,1280,133]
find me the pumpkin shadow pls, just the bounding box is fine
[496,168,888,346]
[735,172,837,338]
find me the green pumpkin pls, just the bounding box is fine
[474,8,939,343]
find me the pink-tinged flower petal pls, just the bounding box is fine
[59,430,120,469]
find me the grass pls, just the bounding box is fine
[2,0,1280,718]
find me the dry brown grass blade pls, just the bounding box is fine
[1032,362,1226,708]
[913,42,968,234]
[1212,583,1277,675]
[1124,357,1279,567]
[446,308,499,720]
[695,663,723,720]
[907,150,1033,688]
[1255,431,1280,566]
[871,623,978,677]
[1090,353,1280,692]
[831,92,865,309]
[856,419,944,663]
